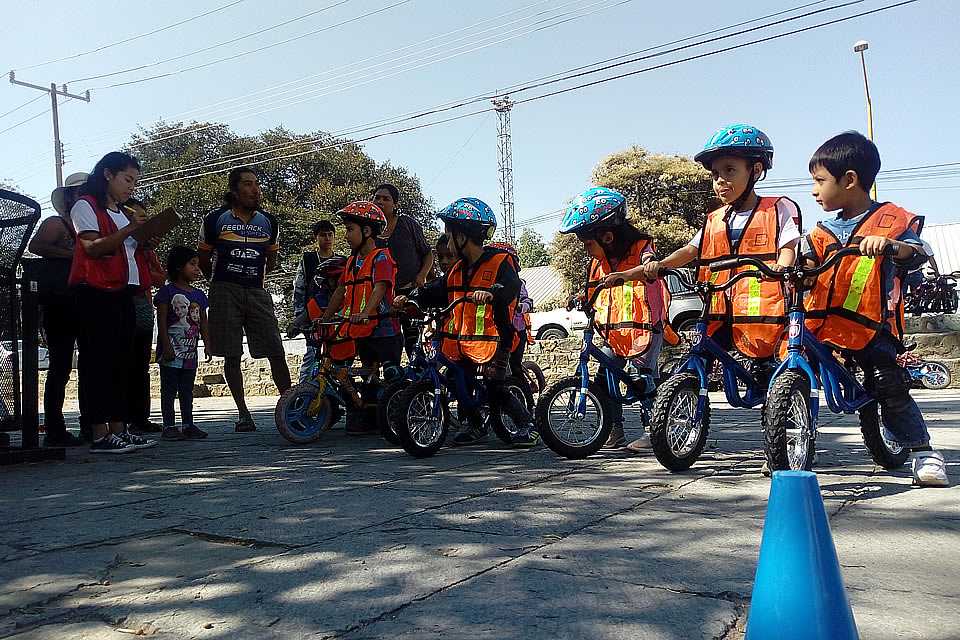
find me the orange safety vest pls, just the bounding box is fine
[329,247,394,360]
[697,197,798,359]
[586,238,675,358]
[805,203,922,351]
[440,250,519,364]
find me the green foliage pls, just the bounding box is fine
[129,121,434,323]
[550,230,590,296]
[516,228,551,268]
[592,145,717,256]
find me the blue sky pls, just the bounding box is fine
[1,0,957,240]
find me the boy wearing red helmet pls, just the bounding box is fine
[322,201,402,435]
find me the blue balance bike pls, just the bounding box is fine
[648,267,772,470]
[393,296,534,458]
[712,247,909,472]
[535,284,663,460]
[274,318,372,445]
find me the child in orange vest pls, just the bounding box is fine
[559,187,672,452]
[394,197,539,447]
[804,131,947,487]
[640,123,801,371]
[321,201,402,436]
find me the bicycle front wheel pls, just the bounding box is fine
[535,376,611,459]
[396,380,449,458]
[763,371,814,472]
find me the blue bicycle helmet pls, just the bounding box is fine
[559,187,627,235]
[437,197,497,240]
[694,123,774,170]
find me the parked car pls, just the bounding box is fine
[529,269,703,340]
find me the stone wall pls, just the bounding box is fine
[38,315,960,398]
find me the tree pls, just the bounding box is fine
[129,121,434,324]
[516,228,550,268]
[552,146,718,295]
[592,145,716,256]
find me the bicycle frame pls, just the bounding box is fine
[571,325,656,417]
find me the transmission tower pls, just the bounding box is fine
[493,96,515,244]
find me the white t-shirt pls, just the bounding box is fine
[70,199,140,286]
[688,198,801,250]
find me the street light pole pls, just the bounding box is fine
[853,40,878,200]
[8,72,91,188]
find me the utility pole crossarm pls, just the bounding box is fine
[8,71,91,187]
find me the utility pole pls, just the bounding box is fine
[493,95,515,244]
[8,72,91,187]
[853,41,878,201]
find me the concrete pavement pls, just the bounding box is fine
[0,391,957,639]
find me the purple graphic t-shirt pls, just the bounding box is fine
[154,284,209,369]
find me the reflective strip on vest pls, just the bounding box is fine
[747,276,761,316]
[622,282,633,312]
[842,256,875,312]
[474,303,486,336]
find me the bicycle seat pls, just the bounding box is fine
[902,341,917,352]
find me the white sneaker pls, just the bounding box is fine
[625,433,651,453]
[912,451,950,487]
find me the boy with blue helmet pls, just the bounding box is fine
[560,187,674,451]
[395,197,539,447]
[639,124,801,363]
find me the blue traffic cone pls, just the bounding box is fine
[745,470,858,640]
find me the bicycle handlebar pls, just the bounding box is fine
[708,245,897,281]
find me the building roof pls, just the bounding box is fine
[922,223,960,274]
[521,264,566,309]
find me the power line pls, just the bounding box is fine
[0,106,51,137]
[135,0,853,181]
[134,0,624,179]
[0,95,44,120]
[55,0,559,153]
[12,0,249,72]
[110,0,924,192]
[79,0,409,89]
[86,0,620,162]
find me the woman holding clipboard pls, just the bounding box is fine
[69,151,159,454]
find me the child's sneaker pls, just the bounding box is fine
[182,425,208,439]
[511,427,540,448]
[89,434,136,454]
[912,451,950,487]
[452,423,488,446]
[235,417,257,432]
[625,433,651,453]
[162,427,186,441]
[118,430,158,450]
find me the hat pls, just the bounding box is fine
[50,172,88,215]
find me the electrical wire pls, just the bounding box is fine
[0,95,44,120]
[78,0,409,89]
[137,0,887,183]
[77,0,619,159]
[134,0,627,178]
[12,0,249,72]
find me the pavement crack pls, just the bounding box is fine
[168,528,300,550]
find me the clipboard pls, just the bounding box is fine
[129,206,181,242]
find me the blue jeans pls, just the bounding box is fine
[853,331,929,448]
[299,346,318,383]
[159,365,197,428]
